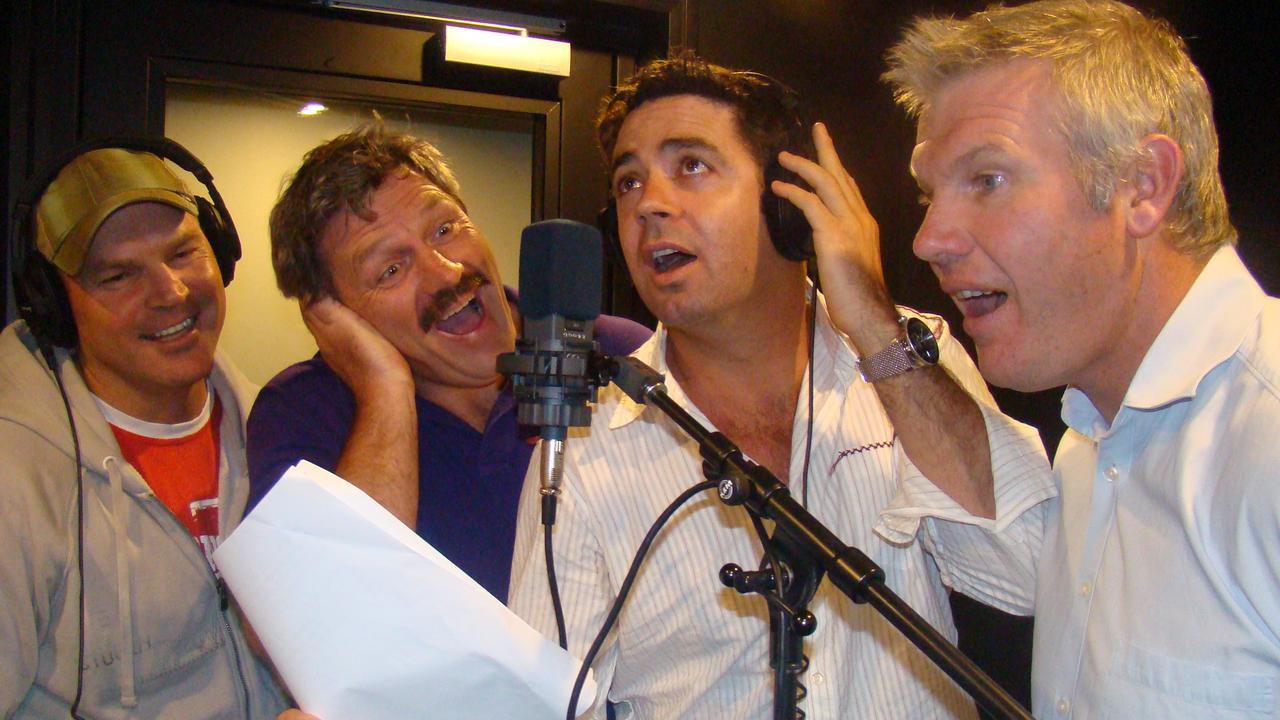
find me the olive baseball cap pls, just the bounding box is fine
[33,147,199,276]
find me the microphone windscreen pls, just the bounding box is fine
[518,219,603,321]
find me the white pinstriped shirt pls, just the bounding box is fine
[508,296,1054,719]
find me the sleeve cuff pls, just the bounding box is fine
[875,401,1056,545]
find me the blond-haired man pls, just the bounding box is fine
[886,1,1280,716]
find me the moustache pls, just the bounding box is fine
[419,270,488,332]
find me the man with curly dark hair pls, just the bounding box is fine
[508,55,1054,719]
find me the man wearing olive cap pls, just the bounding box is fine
[0,143,287,718]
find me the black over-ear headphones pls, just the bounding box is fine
[598,71,815,265]
[10,136,241,349]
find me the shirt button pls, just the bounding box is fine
[1080,583,1091,597]
[812,672,825,684]
[1058,698,1070,715]
[1104,465,1119,481]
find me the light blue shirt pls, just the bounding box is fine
[1032,245,1280,718]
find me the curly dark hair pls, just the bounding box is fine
[596,52,809,173]
[270,123,466,300]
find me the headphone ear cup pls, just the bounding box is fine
[762,159,814,262]
[195,196,241,285]
[597,200,627,270]
[16,254,78,349]
[12,136,238,345]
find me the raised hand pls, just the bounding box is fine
[770,122,900,352]
[302,295,420,527]
[302,296,414,401]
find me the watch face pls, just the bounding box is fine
[905,317,940,365]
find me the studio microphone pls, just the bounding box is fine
[497,219,604,518]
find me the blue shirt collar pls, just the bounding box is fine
[1061,245,1266,437]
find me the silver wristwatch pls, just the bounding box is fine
[856,316,940,383]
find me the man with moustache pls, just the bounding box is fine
[246,125,649,602]
[508,56,1055,719]
[0,142,286,718]
[885,0,1280,716]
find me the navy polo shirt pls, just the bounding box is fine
[246,299,650,602]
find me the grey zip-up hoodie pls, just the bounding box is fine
[0,321,287,719]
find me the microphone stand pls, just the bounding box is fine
[604,356,1033,720]
[721,529,822,719]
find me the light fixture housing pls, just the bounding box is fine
[320,0,564,36]
[442,25,570,77]
[318,1,571,77]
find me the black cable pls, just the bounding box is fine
[13,145,86,720]
[749,513,779,587]
[38,343,87,720]
[543,494,568,650]
[800,290,816,509]
[565,479,718,720]
[751,287,817,613]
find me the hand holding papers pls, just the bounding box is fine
[213,461,596,719]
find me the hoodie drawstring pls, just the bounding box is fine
[103,456,138,708]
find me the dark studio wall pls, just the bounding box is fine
[4,0,1275,715]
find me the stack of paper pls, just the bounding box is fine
[213,461,596,719]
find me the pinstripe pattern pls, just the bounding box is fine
[509,297,1054,719]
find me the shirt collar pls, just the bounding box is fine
[1061,245,1266,435]
[607,327,674,430]
[605,283,849,431]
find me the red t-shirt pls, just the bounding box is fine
[109,399,223,567]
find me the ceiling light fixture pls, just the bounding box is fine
[318,0,570,76]
[443,25,570,77]
[320,0,564,36]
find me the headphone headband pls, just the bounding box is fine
[10,136,241,348]
[16,136,228,241]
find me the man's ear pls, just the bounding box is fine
[1125,133,1183,239]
